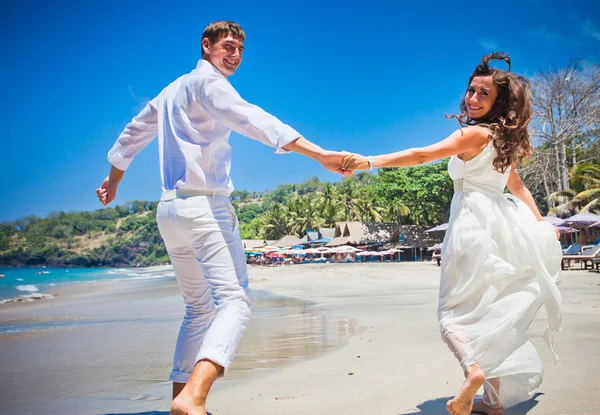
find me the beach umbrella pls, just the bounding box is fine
[562,212,600,244]
[428,243,443,251]
[425,223,448,233]
[543,216,565,226]
[555,225,580,234]
[589,221,600,228]
[333,245,361,253]
[562,212,600,225]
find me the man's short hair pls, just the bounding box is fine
[202,21,245,55]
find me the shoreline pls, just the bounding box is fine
[0,264,177,305]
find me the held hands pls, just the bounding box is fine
[342,153,370,172]
[318,151,354,177]
[96,176,118,206]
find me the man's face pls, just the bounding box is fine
[202,35,244,77]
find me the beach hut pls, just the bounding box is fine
[273,235,304,248]
[299,227,335,248]
[324,221,441,262]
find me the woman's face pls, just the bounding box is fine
[465,76,498,119]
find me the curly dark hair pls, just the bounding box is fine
[448,52,533,173]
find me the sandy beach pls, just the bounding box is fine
[0,263,599,414]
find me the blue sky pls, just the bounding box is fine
[1,0,599,221]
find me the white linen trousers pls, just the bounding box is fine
[156,195,251,382]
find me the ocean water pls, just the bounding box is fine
[0,267,174,303]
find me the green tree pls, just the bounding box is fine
[548,162,600,216]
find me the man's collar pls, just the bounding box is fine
[196,59,226,77]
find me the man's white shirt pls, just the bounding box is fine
[107,59,300,195]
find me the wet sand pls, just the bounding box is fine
[1,263,599,414]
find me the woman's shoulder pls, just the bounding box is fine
[464,123,494,133]
[455,124,493,143]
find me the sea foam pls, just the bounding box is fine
[16,284,39,292]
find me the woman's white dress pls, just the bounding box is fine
[439,133,562,408]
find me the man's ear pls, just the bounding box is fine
[201,38,210,55]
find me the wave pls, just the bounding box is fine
[16,284,39,292]
[107,268,130,274]
[16,278,23,281]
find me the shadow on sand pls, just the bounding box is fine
[399,393,543,415]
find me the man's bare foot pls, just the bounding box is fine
[446,365,485,415]
[170,395,206,415]
[472,400,503,415]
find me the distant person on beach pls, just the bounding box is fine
[96,20,349,415]
[342,53,562,415]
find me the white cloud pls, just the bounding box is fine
[477,38,498,51]
[128,85,152,113]
[529,25,579,45]
[582,19,600,41]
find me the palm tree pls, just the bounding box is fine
[548,163,600,216]
[381,202,411,224]
[286,194,324,237]
[337,179,362,221]
[354,199,384,222]
[319,183,344,226]
[261,203,290,239]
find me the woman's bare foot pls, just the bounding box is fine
[472,400,503,414]
[446,364,485,415]
[170,395,206,415]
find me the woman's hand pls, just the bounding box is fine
[342,153,370,171]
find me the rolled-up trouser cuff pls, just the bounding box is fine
[168,350,231,383]
[197,349,231,378]
[169,369,192,384]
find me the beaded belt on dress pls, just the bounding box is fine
[454,179,464,192]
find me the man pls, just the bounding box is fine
[96,21,348,415]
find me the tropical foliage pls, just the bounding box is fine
[547,163,600,216]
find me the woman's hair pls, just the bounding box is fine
[448,52,533,173]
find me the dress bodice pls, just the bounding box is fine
[447,135,510,196]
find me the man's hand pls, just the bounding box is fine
[96,176,118,206]
[342,153,370,172]
[318,151,353,177]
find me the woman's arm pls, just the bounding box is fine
[342,126,489,170]
[507,166,560,239]
[506,164,543,221]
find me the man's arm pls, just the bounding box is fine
[199,76,349,175]
[107,97,160,171]
[282,137,351,176]
[97,97,160,206]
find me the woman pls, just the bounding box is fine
[342,53,562,415]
